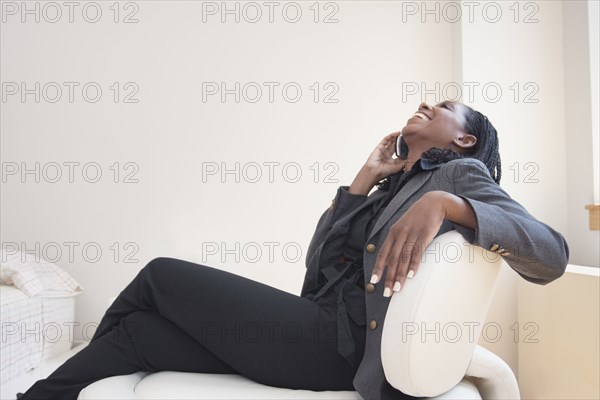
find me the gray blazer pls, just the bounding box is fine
[301,158,569,400]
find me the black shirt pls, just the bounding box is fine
[309,159,431,367]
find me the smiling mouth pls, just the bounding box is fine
[412,112,430,121]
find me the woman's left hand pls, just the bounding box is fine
[370,191,448,296]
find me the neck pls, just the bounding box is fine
[402,146,426,172]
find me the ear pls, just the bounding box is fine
[452,134,477,150]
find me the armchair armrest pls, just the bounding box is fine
[465,345,520,400]
[381,231,505,397]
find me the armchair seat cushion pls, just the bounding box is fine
[78,370,481,399]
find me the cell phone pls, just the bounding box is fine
[395,134,408,159]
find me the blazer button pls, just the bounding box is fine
[366,244,376,253]
[369,320,378,330]
[366,283,376,293]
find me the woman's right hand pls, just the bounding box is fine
[348,132,407,195]
[363,131,407,179]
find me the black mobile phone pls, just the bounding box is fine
[395,134,408,159]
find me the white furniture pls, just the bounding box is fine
[78,231,520,399]
[0,286,78,386]
[2,342,88,400]
[1,249,83,400]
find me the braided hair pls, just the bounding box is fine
[461,105,502,184]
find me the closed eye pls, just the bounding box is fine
[437,101,453,111]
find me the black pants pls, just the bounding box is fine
[19,257,366,399]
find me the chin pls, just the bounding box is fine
[401,125,418,137]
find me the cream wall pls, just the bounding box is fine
[1,0,457,341]
[563,0,600,268]
[1,1,596,394]
[518,266,600,399]
[589,0,599,204]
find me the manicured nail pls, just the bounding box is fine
[370,274,379,284]
[393,281,401,292]
[407,270,415,279]
[383,287,391,297]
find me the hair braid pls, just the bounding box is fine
[465,110,502,184]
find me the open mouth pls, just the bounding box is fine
[412,112,431,121]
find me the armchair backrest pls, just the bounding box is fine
[381,230,503,397]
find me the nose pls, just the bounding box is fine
[418,102,433,111]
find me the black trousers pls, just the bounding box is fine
[19,257,366,400]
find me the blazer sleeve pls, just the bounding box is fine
[443,159,569,285]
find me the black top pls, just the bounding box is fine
[309,160,430,367]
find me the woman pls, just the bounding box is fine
[18,101,569,400]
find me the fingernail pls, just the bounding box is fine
[370,274,379,284]
[383,287,391,297]
[407,270,415,279]
[393,281,401,292]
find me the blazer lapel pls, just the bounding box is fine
[367,170,434,241]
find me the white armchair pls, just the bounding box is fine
[78,231,520,399]
[381,230,520,399]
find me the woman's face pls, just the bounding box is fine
[401,101,476,152]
